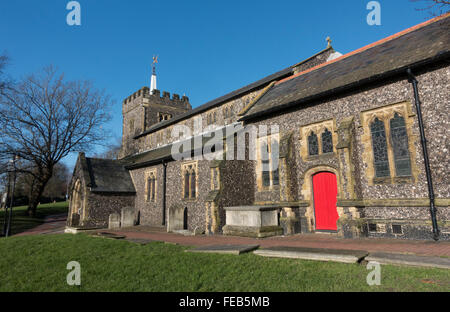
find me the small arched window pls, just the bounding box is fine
[308,132,319,156]
[370,118,390,177]
[390,113,412,176]
[322,128,333,154]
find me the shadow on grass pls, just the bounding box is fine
[0,202,69,236]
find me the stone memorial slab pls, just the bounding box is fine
[254,246,368,264]
[185,245,260,255]
[108,213,120,229]
[365,252,450,269]
[121,208,135,228]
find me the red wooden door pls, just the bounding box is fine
[313,172,338,231]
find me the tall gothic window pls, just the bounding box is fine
[183,163,197,199]
[322,128,333,154]
[261,141,271,187]
[390,113,412,176]
[308,132,319,156]
[146,173,156,202]
[184,171,190,198]
[151,176,156,201]
[190,171,196,198]
[259,136,280,188]
[271,139,280,186]
[370,118,390,178]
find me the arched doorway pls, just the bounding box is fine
[312,172,339,231]
[69,180,83,226]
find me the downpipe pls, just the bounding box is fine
[407,68,440,241]
[162,160,167,226]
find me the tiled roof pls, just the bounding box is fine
[134,48,333,138]
[241,14,450,120]
[84,157,136,194]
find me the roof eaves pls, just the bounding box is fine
[240,51,450,122]
[275,13,450,87]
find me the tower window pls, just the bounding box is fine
[158,113,172,122]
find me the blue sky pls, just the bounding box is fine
[0,0,436,169]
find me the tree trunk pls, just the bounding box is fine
[27,170,52,217]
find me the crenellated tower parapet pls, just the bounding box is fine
[120,86,192,158]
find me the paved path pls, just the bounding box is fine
[15,213,67,236]
[104,226,450,258]
[14,219,450,258]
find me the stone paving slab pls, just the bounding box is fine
[366,252,450,269]
[254,246,368,264]
[92,232,126,239]
[185,245,260,255]
[125,238,159,245]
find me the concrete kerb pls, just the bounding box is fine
[185,245,260,255]
[254,246,369,264]
[365,252,450,270]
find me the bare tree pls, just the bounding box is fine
[0,53,9,93]
[0,66,111,216]
[42,162,70,201]
[93,137,122,160]
[411,0,450,16]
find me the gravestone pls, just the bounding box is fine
[121,208,134,228]
[71,213,80,227]
[168,205,185,232]
[108,213,120,229]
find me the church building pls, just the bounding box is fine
[67,14,450,241]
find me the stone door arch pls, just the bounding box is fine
[69,179,84,226]
[301,166,343,232]
[312,172,339,231]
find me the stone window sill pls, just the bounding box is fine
[372,176,414,185]
[305,152,336,162]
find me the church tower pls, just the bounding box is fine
[120,57,192,158]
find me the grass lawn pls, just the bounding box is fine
[0,202,69,235]
[0,234,448,292]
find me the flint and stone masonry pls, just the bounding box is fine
[67,14,450,241]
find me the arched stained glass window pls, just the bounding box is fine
[390,113,412,176]
[308,132,319,156]
[370,118,390,178]
[322,128,333,154]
